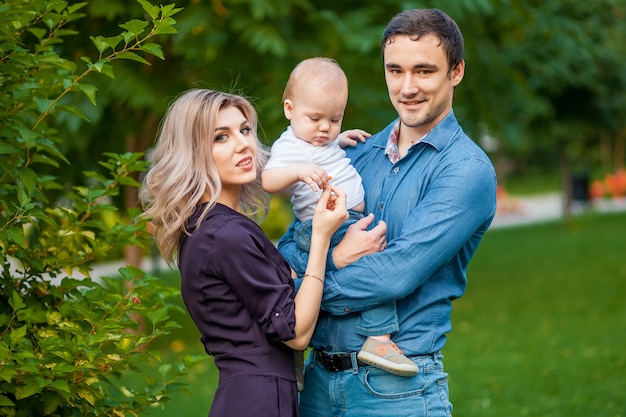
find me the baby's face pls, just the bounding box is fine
[284,85,348,147]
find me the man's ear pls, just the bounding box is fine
[451,59,465,87]
[283,99,294,120]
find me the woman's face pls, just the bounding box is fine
[211,105,258,206]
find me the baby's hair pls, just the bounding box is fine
[282,57,348,102]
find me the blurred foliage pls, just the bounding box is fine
[6,0,626,232]
[42,0,625,212]
[0,1,206,415]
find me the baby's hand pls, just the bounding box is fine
[298,164,330,192]
[338,129,371,148]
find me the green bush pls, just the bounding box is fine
[0,1,201,415]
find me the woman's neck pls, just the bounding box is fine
[215,188,241,212]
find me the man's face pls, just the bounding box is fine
[383,34,464,140]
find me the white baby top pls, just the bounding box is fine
[265,126,365,221]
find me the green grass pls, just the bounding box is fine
[145,211,626,417]
[446,211,626,417]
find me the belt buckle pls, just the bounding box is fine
[318,351,344,372]
[326,353,344,372]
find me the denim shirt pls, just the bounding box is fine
[277,111,497,355]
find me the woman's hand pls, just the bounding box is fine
[311,185,348,240]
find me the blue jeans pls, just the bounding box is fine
[300,351,453,417]
[294,212,399,338]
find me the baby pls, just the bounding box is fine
[262,57,418,387]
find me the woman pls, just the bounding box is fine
[141,89,348,417]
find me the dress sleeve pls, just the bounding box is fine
[210,218,297,342]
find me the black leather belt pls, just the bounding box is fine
[315,350,366,372]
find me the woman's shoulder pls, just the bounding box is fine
[197,204,260,237]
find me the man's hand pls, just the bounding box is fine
[332,213,387,269]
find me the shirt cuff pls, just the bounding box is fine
[263,304,296,342]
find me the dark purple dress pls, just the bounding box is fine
[178,203,299,417]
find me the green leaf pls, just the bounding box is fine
[42,392,64,415]
[49,379,71,394]
[153,18,178,35]
[139,42,164,60]
[87,60,116,78]
[137,0,160,20]
[67,2,88,14]
[90,35,124,53]
[17,185,30,208]
[160,3,183,18]
[17,126,39,147]
[6,228,25,247]
[10,327,28,348]
[120,19,149,38]
[0,141,16,154]
[0,341,9,362]
[0,365,18,384]
[9,292,26,312]
[146,306,169,325]
[15,377,45,400]
[0,394,15,406]
[55,29,79,38]
[76,387,96,406]
[35,97,52,114]
[28,28,47,40]
[17,166,38,194]
[116,51,150,65]
[76,83,98,105]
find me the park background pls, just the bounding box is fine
[1,0,625,416]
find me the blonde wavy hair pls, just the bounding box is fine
[141,89,270,264]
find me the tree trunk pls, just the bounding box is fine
[559,145,572,220]
[615,133,625,170]
[600,133,611,171]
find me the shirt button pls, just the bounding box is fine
[377,202,383,210]
[343,308,350,313]
[393,167,399,174]
[275,313,279,317]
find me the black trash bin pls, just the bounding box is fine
[571,174,590,202]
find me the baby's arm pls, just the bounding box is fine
[338,129,371,148]
[262,164,331,193]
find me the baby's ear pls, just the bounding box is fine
[283,99,294,120]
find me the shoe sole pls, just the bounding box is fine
[357,352,419,377]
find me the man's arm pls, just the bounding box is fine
[321,157,497,314]
[277,213,386,276]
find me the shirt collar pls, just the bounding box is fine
[382,111,459,163]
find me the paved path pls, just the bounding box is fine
[490,193,626,229]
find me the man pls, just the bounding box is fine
[278,8,497,417]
